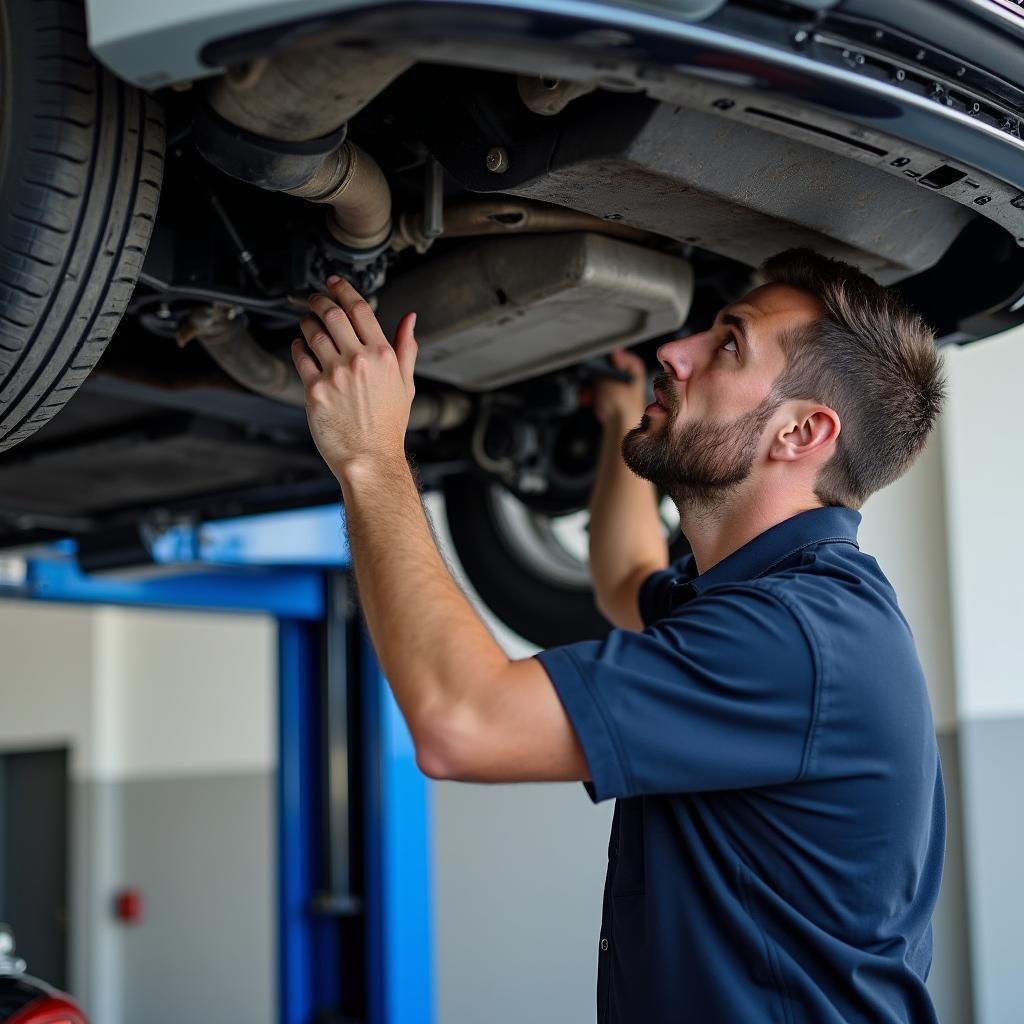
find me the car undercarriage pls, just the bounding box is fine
[0,0,1021,641]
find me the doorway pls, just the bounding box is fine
[0,746,69,986]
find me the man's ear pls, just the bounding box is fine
[769,405,841,463]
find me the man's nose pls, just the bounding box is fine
[656,332,704,381]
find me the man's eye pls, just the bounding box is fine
[722,337,738,353]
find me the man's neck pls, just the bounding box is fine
[677,485,824,575]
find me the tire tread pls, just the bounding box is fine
[0,0,164,451]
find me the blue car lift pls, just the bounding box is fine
[0,505,434,1024]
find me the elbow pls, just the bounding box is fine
[593,591,616,628]
[590,576,616,625]
[593,589,632,632]
[413,702,475,781]
[595,567,656,632]
[415,736,454,780]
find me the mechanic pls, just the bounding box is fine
[291,247,946,1024]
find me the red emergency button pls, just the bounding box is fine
[114,888,143,924]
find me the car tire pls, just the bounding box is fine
[0,0,164,452]
[443,474,690,647]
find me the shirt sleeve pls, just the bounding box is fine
[535,583,817,802]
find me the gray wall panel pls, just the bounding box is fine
[72,779,125,1022]
[931,731,974,1024]
[431,780,613,1024]
[960,718,1024,1024]
[117,772,275,1024]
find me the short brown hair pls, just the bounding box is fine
[759,248,946,509]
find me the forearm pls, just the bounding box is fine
[338,454,510,739]
[588,418,668,605]
[290,274,597,786]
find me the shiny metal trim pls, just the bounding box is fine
[957,0,1024,39]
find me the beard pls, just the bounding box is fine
[622,373,780,511]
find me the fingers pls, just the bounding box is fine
[307,293,362,355]
[300,276,416,391]
[291,339,320,386]
[394,311,418,388]
[325,276,388,349]
[609,346,645,378]
[299,313,342,369]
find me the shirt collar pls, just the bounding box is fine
[673,506,861,600]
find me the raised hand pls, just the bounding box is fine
[291,275,418,479]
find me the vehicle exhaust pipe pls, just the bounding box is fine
[181,306,470,432]
[197,46,412,254]
[392,197,661,254]
[287,139,393,251]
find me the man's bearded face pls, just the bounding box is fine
[622,371,779,506]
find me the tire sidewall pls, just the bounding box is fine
[443,473,690,647]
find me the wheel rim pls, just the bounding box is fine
[486,484,681,591]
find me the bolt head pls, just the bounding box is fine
[485,147,509,174]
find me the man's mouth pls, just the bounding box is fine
[650,385,671,414]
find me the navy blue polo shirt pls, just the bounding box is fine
[535,506,944,1023]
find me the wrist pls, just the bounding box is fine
[604,404,645,430]
[601,415,634,446]
[333,449,412,493]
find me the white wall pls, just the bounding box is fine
[0,602,101,779]
[0,602,275,779]
[941,331,1024,722]
[0,600,276,1024]
[95,607,276,779]
[857,419,957,731]
[937,325,1024,1024]
[0,602,118,1015]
